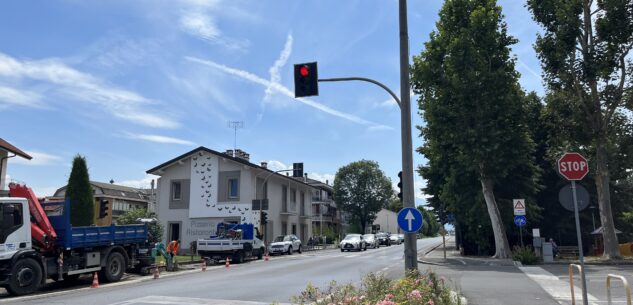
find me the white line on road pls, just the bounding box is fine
[520,266,600,305]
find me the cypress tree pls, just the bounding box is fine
[66,154,94,226]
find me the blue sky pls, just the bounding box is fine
[0,0,543,204]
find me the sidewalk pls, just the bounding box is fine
[420,237,561,305]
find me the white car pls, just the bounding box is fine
[340,234,367,252]
[389,234,401,245]
[268,235,302,255]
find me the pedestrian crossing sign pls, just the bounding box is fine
[513,199,526,216]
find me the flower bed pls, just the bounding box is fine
[292,270,463,305]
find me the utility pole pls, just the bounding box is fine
[399,0,417,271]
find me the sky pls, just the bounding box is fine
[0,0,544,205]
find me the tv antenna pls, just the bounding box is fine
[227,121,244,155]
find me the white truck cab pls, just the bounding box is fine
[0,198,31,261]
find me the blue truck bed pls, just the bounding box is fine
[42,200,148,249]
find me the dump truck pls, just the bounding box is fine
[0,183,154,295]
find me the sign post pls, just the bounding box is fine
[513,199,526,247]
[558,152,590,305]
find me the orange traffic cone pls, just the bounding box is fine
[90,272,99,288]
[153,265,160,279]
[225,256,230,269]
[201,259,207,272]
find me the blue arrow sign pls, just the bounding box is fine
[397,207,424,233]
[514,215,527,227]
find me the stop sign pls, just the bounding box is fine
[558,152,589,180]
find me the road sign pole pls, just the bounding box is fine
[572,181,589,305]
[519,226,523,247]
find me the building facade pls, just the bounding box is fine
[372,209,400,234]
[53,181,152,226]
[147,147,314,253]
[299,177,342,241]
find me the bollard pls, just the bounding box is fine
[569,264,584,305]
[606,274,631,305]
[201,259,207,272]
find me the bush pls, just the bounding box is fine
[512,245,541,265]
[292,270,462,305]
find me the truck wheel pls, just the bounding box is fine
[287,246,293,255]
[100,252,125,282]
[233,251,244,264]
[6,258,42,296]
[298,246,302,254]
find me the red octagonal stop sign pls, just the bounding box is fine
[558,152,589,181]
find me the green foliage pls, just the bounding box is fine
[512,246,541,265]
[411,0,539,256]
[386,195,403,213]
[527,0,633,258]
[333,160,393,234]
[418,205,441,237]
[66,155,94,226]
[116,208,164,243]
[292,270,462,305]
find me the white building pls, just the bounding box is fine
[147,147,315,253]
[372,209,400,234]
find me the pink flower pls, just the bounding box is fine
[409,289,422,300]
[375,301,395,305]
[427,299,435,305]
[384,294,395,301]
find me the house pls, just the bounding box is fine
[293,176,343,241]
[0,138,32,196]
[146,147,315,253]
[372,209,400,234]
[53,181,152,226]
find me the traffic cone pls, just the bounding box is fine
[153,265,160,279]
[201,259,207,272]
[90,272,99,288]
[264,252,269,262]
[225,256,230,269]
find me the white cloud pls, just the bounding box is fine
[185,56,391,129]
[179,1,249,51]
[0,86,43,108]
[307,173,335,185]
[265,34,293,101]
[265,160,292,172]
[367,125,393,132]
[125,133,195,145]
[116,174,160,190]
[11,151,62,166]
[0,52,179,129]
[376,98,398,108]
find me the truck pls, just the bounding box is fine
[0,183,154,295]
[196,223,266,264]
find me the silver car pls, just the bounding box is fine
[268,234,302,255]
[340,234,367,252]
[362,234,379,249]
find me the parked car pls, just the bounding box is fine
[340,234,367,252]
[362,234,379,249]
[376,232,391,246]
[268,234,302,255]
[398,234,405,243]
[389,234,401,245]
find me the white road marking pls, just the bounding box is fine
[344,254,360,258]
[108,295,291,305]
[457,259,467,265]
[520,266,600,305]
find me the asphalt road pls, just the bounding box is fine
[0,237,444,305]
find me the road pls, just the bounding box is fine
[0,237,444,305]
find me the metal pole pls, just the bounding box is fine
[520,226,524,247]
[399,0,417,271]
[572,181,589,305]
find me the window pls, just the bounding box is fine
[290,188,296,203]
[228,178,239,198]
[172,181,181,200]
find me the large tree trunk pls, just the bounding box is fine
[595,137,621,259]
[480,178,511,259]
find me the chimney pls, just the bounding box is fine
[304,173,307,183]
[243,153,250,162]
[226,149,234,157]
[326,179,329,185]
[261,162,268,168]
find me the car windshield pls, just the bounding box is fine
[273,236,285,242]
[362,234,374,240]
[344,235,360,241]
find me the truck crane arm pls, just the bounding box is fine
[8,183,57,251]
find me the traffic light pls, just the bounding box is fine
[397,171,403,202]
[293,162,304,178]
[294,62,319,98]
[261,212,268,225]
[99,199,109,218]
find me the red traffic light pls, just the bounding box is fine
[299,65,309,77]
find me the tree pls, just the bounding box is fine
[117,208,164,243]
[333,160,393,234]
[386,195,403,213]
[418,205,441,237]
[66,155,94,226]
[411,0,539,258]
[527,0,632,259]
